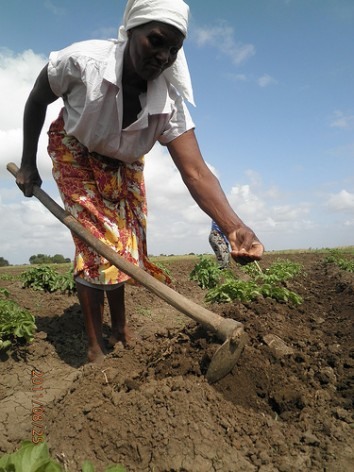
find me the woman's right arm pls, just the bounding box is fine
[16,64,58,197]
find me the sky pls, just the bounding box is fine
[0,0,353,265]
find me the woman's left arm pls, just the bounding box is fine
[167,129,264,263]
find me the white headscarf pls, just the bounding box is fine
[118,0,195,106]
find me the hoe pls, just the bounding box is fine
[7,162,247,383]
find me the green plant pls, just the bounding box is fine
[0,288,10,298]
[323,248,342,264]
[337,259,354,272]
[242,259,303,283]
[0,300,36,351]
[0,274,16,281]
[0,441,61,471]
[198,258,304,306]
[258,283,303,305]
[205,279,261,303]
[0,441,126,472]
[82,460,126,472]
[189,256,222,289]
[323,249,354,273]
[21,265,76,294]
[57,266,76,292]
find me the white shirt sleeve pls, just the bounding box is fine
[47,46,85,98]
[158,93,195,145]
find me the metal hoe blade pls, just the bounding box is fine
[206,324,248,383]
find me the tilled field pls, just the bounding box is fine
[0,252,353,471]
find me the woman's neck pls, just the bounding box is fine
[122,47,147,93]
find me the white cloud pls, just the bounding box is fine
[0,48,64,181]
[327,189,354,211]
[0,129,22,159]
[0,196,74,264]
[264,186,282,200]
[270,204,310,222]
[330,110,354,129]
[144,146,211,255]
[229,184,265,219]
[0,48,47,129]
[192,21,255,65]
[244,169,262,187]
[257,74,278,88]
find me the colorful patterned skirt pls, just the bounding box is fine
[47,111,170,286]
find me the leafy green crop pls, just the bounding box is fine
[0,441,61,471]
[0,300,36,351]
[323,249,354,273]
[259,283,303,305]
[337,259,354,272]
[21,265,76,294]
[192,258,304,306]
[0,274,16,281]
[81,460,126,472]
[0,441,126,472]
[243,258,304,282]
[0,288,9,298]
[189,256,223,289]
[205,279,261,303]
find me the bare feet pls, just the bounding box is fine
[87,345,106,364]
[108,326,137,349]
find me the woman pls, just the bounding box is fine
[16,0,264,363]
[209,221,231,270]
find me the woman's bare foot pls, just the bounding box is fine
[87,345,106,364]
[108,326,136,348]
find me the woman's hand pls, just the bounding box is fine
[228,225,264,265]
[16,164,42,197]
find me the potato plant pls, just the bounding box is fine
[0,296,36,351]
[243,258,304,282]
[0,441,126,472]
[189,256,223,289]
[21,265,76,294]
[323,249,354,273]
[191,257,304,305]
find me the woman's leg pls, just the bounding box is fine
[106,285,131,347]
[75,282,106,363]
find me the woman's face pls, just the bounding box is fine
[126,21,185,81]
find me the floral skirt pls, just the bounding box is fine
[47,111,170,286]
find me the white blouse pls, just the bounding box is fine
[47,39,195,163]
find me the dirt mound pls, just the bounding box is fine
[0,253,353,471]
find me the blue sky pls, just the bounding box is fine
[0,0,353,265]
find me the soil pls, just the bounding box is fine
[0,253,353,472]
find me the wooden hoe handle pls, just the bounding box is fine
[7,162,242,341]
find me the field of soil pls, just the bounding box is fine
[0,252,353,472]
